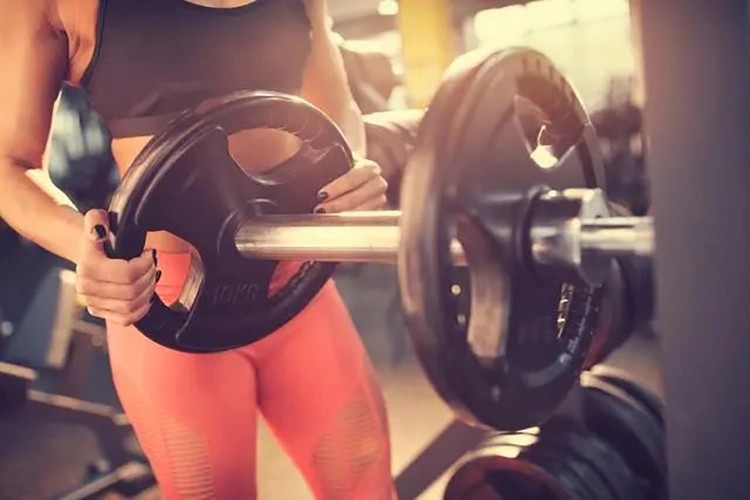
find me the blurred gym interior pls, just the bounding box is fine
[0,1,747,499]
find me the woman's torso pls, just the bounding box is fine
[62,0,313,252]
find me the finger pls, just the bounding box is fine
[79,248,157,284]
[352,194,388,211]
[317,176,388,213]
[85,280,155,317]
[124,249,159,284]
[86,287,154,316]
[82,209,110,250]
[78,265,157,306]
[318,160,381,201]
[89,300,153,327]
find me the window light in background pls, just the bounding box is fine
[378,0,399,17]
[575,0,630,22]
[474,0,630,46]
[525,0,576,30]
[474,5,529,47]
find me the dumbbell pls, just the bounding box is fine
[444,369,666,500]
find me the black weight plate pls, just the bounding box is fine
[541,417,641,500]
[520,443,597,500]
[605,205,654,331]
[580,372,666,498]
[584,260,629,369]
[108,91,352,353]
[618,255,655,333]
[523,421,623,500]
[399,47,606,430]
[445,431,572,500]
[589,365,665,426]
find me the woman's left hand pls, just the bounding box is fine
[314,156,389,213]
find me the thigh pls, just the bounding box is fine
[253,284,395,500]
[107,324,260,500]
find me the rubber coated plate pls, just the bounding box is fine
[445,431,572,500]
[520,444,596,500]
[541,416,640,500]
[590,365,665,425]
[584,260,628,369]
[399,47,606,429]
[580,372,667,498]
[108,91,352,353]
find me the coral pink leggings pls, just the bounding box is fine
[106,253,395,499]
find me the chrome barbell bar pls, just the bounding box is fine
[235,210,655,272]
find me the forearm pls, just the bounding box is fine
[306,63,366,155]
[364,109,423,185]
[0,156,83,264]
[337,100,366,156]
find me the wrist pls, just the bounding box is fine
[63,207,86,265]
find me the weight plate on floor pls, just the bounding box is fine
[541,416,641,500]
[589,365,665,425]
[581,371,667,498]
[108,91,352,352]
[399,47,606,429]
[445,431,572,500]
[520,443,598,500]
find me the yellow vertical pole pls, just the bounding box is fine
[629,0,645,107]
[397,0,458,107]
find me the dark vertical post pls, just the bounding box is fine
[639,1,750,498]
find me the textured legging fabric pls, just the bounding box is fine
[106,253,395,499]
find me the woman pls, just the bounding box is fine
[0,0,395,498]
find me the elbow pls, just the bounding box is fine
[0,132,47,172]
[0,148,44,173]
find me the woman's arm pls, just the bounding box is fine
[300,0,366,155]
[0,0,84,263]
[299,0,388,212]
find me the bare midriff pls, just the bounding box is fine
[111,130,302,253]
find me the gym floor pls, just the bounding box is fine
[0,263,661,500]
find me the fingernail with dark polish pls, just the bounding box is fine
[314,207,326,214]
[317,191,329,201]
[94,225,107,240]
[152,249,158,266]
[155,270,162,283]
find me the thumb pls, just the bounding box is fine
[82,209,110,251]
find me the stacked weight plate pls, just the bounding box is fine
[444,368,666,500]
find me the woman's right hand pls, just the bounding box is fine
[76,210,159,326]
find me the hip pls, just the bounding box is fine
[107,251,351,360]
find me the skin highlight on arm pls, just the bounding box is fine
[301,0,367,156]
[0,0,85,263]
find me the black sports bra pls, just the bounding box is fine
[81,0,312,138]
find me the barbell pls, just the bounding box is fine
[106,46,655,430]
[235,201,653,279]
